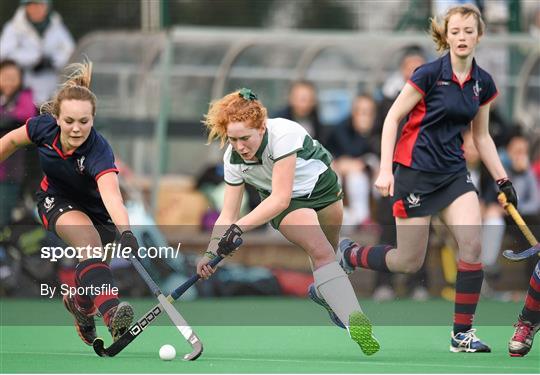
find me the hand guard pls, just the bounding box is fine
[119,230,140,254]
[497,178,518,209]
[217,224,243,256]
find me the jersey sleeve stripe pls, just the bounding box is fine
[95,168,119,181]
[407,79,425,96]
[224,180,244,186]
[480,91,498,106]
[273,147,302,162]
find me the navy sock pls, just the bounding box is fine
[453,260,483,334]
[75,258,119,320]
[345,243,392,272]
[521,260,540,324]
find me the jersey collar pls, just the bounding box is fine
[441,52,480,83]
[229,129,268,165]
[52,128,96,159]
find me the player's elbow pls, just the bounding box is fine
[272,194,291,211]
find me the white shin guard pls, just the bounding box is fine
[313,261,362,327]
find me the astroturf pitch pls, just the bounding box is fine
[1,298,538,373]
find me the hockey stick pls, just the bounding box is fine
[93,254,224,358]
[498,193,540,261]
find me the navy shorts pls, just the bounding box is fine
[391,165,477,218]
[36,191,118,245]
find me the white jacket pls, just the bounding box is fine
[0,6,75,104]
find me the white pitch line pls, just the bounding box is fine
[2,351,537,371]
[202,355,539,371]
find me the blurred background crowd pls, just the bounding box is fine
[0,0,539,302]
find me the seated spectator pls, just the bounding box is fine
[0,0,74,105]
[326,94,379,227]
[375,49,426,134]
[505,129,539,217]
[274,80,324,140]
[0,59,37,226]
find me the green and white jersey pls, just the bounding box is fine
[223,118,333,198]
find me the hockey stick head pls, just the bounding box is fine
[503,244,540,261]
[184,341,203,361]
[92,338,109,357]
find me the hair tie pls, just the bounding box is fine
[238,88,258,101]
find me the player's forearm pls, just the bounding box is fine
[379,117,399,172]
[235,195,289,232]
[474,135,507,181]
[1,126,32,162]
[103,198,131,234]
[0,134,22,162]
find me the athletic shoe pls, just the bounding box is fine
[450,329,491,353]
[105,302,134,342]
[337,238,356,274]
[63,294,97,346]
[307,283,345,329]
[348,311,380,356]
[508,317,540,357]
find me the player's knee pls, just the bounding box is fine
[308,246,335,268]
[399,258,424,274]
[459,236,482,258]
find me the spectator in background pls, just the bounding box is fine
[326,94,379,227]
[505,130,539,217]
[503,128,540,292]
[432,1,484,16]
[529,7,540,38]
[0,59,37,226]
[531,130,540,194]
[0,0,74,105]
[372,49,429,302]
[375,49,426,134]
[275,80,324,140]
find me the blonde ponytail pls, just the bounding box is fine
[41,60,97,116]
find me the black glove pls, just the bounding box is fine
[119,230,140,255]
[497,178,518,208]
[33,56,54,73]
[217,224,243,256]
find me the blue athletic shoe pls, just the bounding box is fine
[450,329,491,353]
[337,238,356,274]
[307,283,345,329]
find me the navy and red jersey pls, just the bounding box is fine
[394,53,498,173]
[26,114,118,214]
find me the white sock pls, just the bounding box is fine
[481,216,505,267]
[313,261,362,327]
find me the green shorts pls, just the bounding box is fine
[259,168,343,229]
